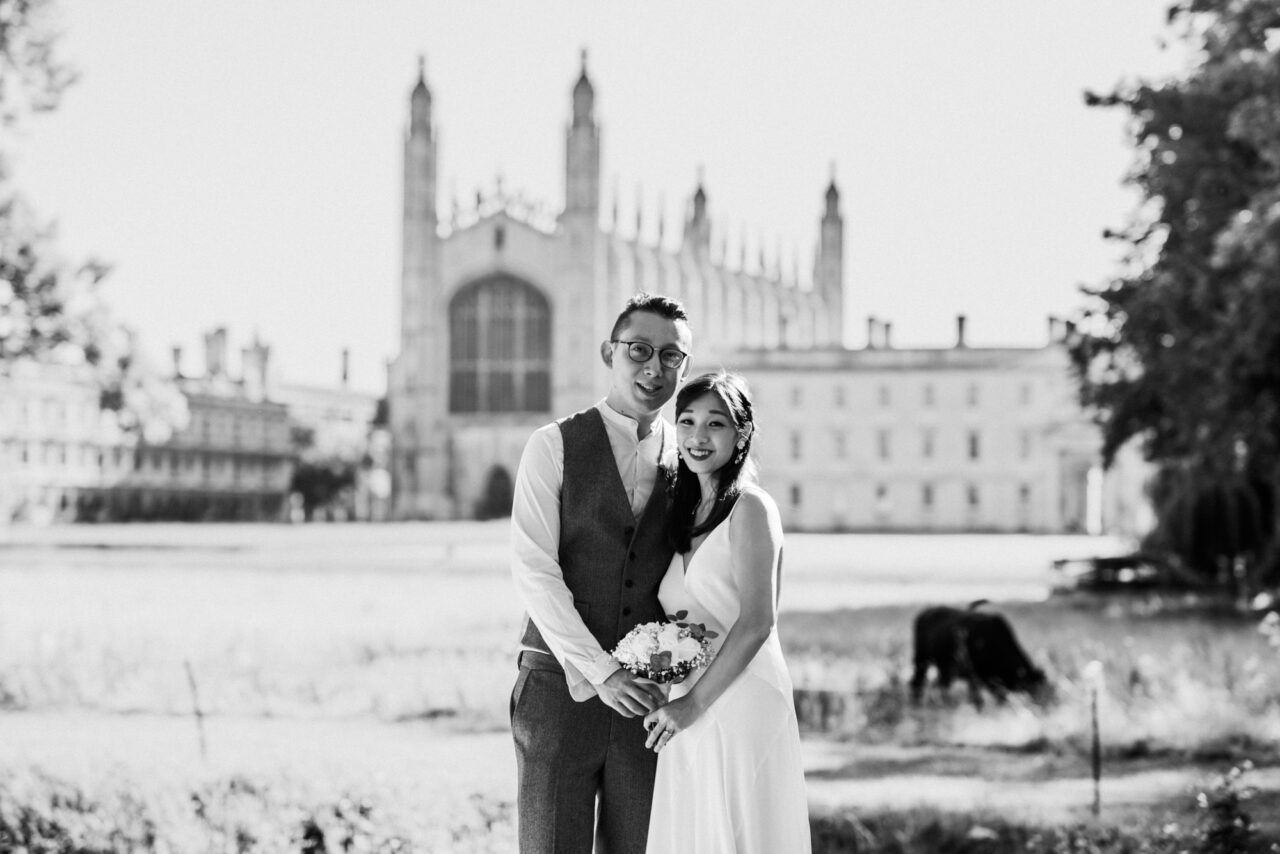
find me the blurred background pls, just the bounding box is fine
[2,1,1279,851]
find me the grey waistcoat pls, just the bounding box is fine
[520,407,674,658]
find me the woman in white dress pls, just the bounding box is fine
[643,371,812,854]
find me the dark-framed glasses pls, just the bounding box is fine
[612,340,688,370]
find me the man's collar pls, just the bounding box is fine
[597,399,665,441]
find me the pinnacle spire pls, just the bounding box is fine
[572,47,594,125]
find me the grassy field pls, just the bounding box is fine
[1,523,1277,851]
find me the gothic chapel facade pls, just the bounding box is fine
[389,56,846,522]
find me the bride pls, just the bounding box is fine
[642,370,811,853]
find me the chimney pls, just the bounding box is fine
[241,336,271,402]
[204,327,228,377]
[341,348,350,387]
[882,321,893,349]
[866,316,878,350]
[171,345,183,378]
[1047,315,1060,343]
[956,314,967,349]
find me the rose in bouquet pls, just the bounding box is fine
[611,610,718,684]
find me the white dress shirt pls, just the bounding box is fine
[511,399,673,700]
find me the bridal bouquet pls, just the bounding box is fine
[612,611,718,684]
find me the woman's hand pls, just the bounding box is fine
[643,695,703,752]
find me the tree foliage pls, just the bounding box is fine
[1069,0,1280,582]
[0,0,187,442]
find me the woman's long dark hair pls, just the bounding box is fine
[669,371,759,553]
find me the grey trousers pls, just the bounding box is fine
[511,655,658,854]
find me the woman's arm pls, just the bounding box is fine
[643,488,781,750]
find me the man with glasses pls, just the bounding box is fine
[510,292,693,854]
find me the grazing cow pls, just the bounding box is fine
[909,600,1049,709]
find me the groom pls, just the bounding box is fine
[510,292,693,853]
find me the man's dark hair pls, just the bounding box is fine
[609,292,689,341]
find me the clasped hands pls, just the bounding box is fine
[597,670,701,753]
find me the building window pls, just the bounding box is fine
[1020,382,1032,405]
[1019,483,1031,506]
[923,384,935,407]
[449,275,551,413]
[922,428,935,459]
[968,430,980,460]
[791,386,803,407]
[790,431,802,461]
[967,383,980,407]
[790,484,802,508]
[1020,430,1032,460]
[833,385,844,407]
[967,483,980,508]
[922,482,934,509]
[875,483,890,516]
[879,384,891,407]
[833,431,846,460]
[877,428,891,461]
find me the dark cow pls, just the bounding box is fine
[909,600,1049,709]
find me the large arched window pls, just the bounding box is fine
[449,275,551,413]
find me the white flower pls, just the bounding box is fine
[656,623,682,652]
[614,623,659,664]
[674,636,703,662]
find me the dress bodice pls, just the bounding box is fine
[657,487,783,698]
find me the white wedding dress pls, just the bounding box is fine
[645,488,812,853]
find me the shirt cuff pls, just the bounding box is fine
[582,651,622,686]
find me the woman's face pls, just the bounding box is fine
[676,391,739,477]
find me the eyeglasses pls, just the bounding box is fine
[611,340,689,370]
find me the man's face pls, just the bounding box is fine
[601,311,693,419]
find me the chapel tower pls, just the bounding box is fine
[390,57,448,518]
[558,50,606,401]
[817,169,845,346]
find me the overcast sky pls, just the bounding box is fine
[16,1,1185,392]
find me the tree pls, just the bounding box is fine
[0,0,186,442]
[1068,0,1280,586]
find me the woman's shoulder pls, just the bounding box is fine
[729,484,781,528]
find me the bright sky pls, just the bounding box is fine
[16,1,1184,393]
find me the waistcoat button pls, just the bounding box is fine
[622,607,632,616]
[625,579,634,588]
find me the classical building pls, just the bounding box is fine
[273,347,390,522]
[0,360,107,523]
[387,55,1150,534]
[0,331,296,523]
[84,329,296,522]
[732,319,1150,533]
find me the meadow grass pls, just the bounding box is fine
[3,526,1278,850]
[781,593,1280,763]
[4,763,1274,853]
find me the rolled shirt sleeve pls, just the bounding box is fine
[511,422,621,700]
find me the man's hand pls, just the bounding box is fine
[596,669,665,717]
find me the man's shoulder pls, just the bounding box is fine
[556,406,604,435]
